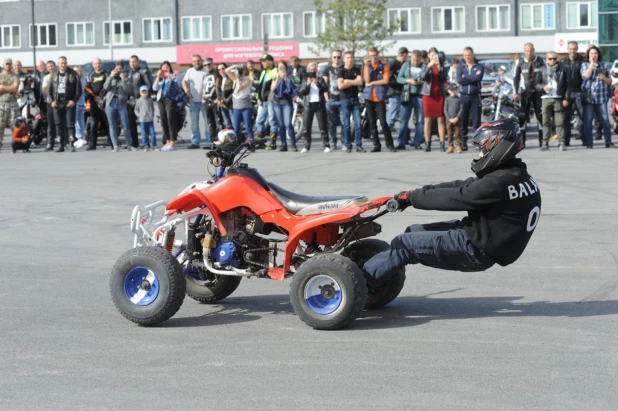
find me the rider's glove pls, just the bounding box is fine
[394,191,413,211]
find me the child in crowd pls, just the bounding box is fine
[11,117,30,153]
[134,85,157,151]
[444,83,463,153]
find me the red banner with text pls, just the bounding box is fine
[176,42,299,64]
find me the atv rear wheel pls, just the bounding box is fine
[185,272,242,303]
[342,239,406,310]
[110,246,186,326]
[290,254,367,330]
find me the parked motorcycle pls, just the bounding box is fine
[110,138,405,330]
[292,96,305,142]
[17,78,47,146]
[487,73,521,122]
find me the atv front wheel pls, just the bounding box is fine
[342,239,406,310]
[290,254,367,330]
[110,246,186,326]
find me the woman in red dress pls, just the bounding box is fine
[421,50,449,151]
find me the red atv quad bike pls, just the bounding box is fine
[110,139,405,330]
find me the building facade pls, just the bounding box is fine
[0,0,601,66]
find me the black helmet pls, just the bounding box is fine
[471,120,523,177]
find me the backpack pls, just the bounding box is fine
[162,78,184,102]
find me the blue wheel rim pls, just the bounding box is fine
[304,275,342,315]
[124,267,160,306]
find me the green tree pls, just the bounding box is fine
[309,0,397,57]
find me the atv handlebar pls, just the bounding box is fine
[385,199,400,212]
[205,138,271,163]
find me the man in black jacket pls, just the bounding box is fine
[363,120,541,287]
[513,43,545,146]
[47,57,82,152]
[560,41,585,147]
[125,55,151,148]
[536,52,569,151]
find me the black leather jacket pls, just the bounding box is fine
[47,68,82,104]
[559,55,585,93]
[534,64,570,101]
[297,75,328,105]
[125,68,152,105]
[513,56,545,94]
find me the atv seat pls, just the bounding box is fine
[267,183,369,216]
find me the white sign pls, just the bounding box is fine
[555,32,598,53]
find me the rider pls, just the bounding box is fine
[363,120,541,287]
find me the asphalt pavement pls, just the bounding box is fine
[1,125,617,411]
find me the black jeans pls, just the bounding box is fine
[365,100,394,148]
[127,103,139,147]
[205,102,218,141]
[303,102,329,150]
[519,90,543,143]
[563,92,584,145]
[42,101,56,146]
[88,103,107,149]
[460,94,481,142]
[53,103,76,147]
[363,220,495,288]
[158,98,177,143]
[12,140,29,151]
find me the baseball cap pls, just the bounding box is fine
[447,83,459,90]
[204,58,213,65]
[260,54,274,61]
[139,85,149,92]
[12,116,24,127]
[398,47,409,55]
[3,57,12,65]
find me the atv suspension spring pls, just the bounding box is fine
[163,229,175,252]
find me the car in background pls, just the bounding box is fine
[81,60,149,79]
[610,59,618,85]
[479,59,515,98]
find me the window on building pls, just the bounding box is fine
[303,12,325,37]
[567,2,598,28]
[143,18,172,42]
[432,7,465,33]
[104,21,132,45]
[0,25,20,49]
[30,23,57,47]
[262,13,293,38]
[181,16,212,41]
[521,3,556,30]
[221,14,251,40]
[476,5,510,31]
[66,22,94,46]
[388,8,421,34]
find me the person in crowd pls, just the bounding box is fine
[104,62,135,152]
[536,51,569,151]
[560,41,585,147]
[444,83,463,153]
[134,85,157,151]
[201,58,219,147]
[246,59,261,82]
[580,46,615,149]
[420,50,429,64]
[397,50,426,150]
[0,58,19,153]
[338,51,365,153]
[35,60,47,85]
[13,60,40,103]
[514,43,545,147]
[270,60,297,152]
[449,59,460,84]
[216,63,233,130]
[288,56,307,86]
[182,54,208,149]
[125,55,151,148]
[495,65,507,85]
[72,66,88,148]
[225,64,253,142]
[255,54,279,149]
[152,61,177,150]
[421,49,448,152]
[363,46,396,152]
[457,46,485,151]
[324,49,345,150]
[297,62,329,153]
[46,56,82,153]
[42,60,57,151]
[11,116,30,153]
[84,58,108,151]
[387,47,408,133]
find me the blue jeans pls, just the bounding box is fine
[139,121,157,147]
[326,99,342,147]
[272,101,295,146]
[189,100,211,145]
[398,95,424,146]
[255,100,279,136]
[363,220,495,288]
[220,107,233,129]
[75,105,86,139]
[105,100,133,147]
[583,101,612,145]
[387,94,401,129]
[232,108,253,141]
[340,97,362,148]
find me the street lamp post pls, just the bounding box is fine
[31,0,36,67]
[108,0,114,60]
